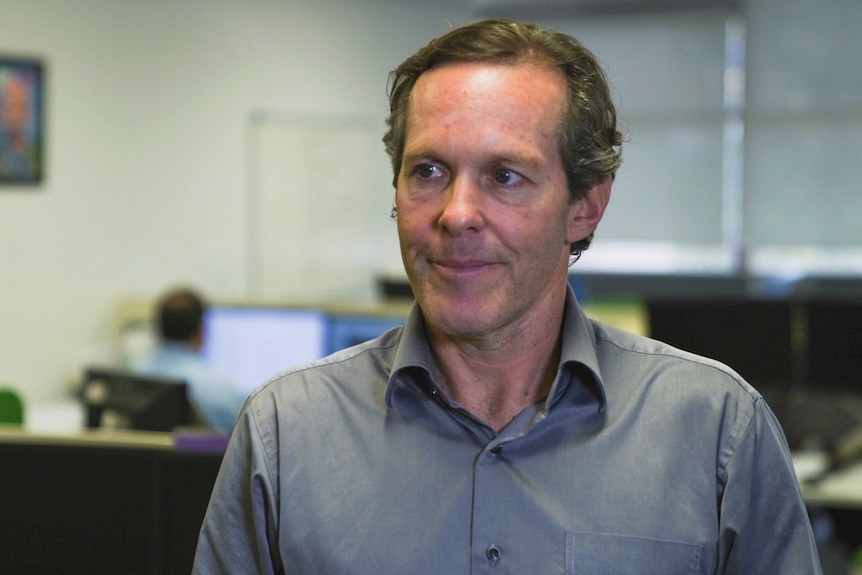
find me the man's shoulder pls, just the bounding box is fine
[246,327,403,412]
[589,318,760,400]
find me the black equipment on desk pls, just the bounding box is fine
[81,367,192,432]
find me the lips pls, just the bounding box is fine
[435,258,491,269]
[428,256,502,281]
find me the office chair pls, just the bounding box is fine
[0,387,24,425]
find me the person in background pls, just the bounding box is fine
[193,18,821,574]
[132,287,244,435]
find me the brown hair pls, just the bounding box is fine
[157,288,206,342]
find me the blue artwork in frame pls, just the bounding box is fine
[0,56,44,185]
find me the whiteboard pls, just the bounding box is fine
[246,111,401,302]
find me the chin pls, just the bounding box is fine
[418,294,499,336]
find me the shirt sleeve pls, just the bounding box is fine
[192,400,283,574]
[717,397,823,574]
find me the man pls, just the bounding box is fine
[194,19,821,574]
[132,287,244,435]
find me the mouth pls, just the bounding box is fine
[431,258,498,277]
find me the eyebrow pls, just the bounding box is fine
[486,152,546,171]
[400,149,437,165]
[401,147,547,171]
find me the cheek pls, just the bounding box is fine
[396,193,435,233]
[395,208,423,253]
[530,211,577,263]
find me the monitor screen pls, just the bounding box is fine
[202,306,328,395]
[326,314,405,355]
[81,367,191,432]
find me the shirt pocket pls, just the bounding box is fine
[566,531,703,575]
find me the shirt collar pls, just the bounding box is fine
[385,284,607,412]
[551,285,607,410]
[386,304,437,410]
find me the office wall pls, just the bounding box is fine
[0,0,474,402]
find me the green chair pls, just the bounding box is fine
[0,387,24,425]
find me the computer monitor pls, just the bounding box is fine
[773,299,862,453]
[646,298,796,391]
[646,296,862,454]
[326,314,405,355]
[805,299,862,392]
[81,367,192,432]
[202,306,328,395]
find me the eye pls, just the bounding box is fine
[414,164,440,180]
[492,168,523,186]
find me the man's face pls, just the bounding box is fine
[395,62,596,343]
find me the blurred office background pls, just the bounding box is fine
[1,0,860,407]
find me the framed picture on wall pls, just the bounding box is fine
[0,56,44,185]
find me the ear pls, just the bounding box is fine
[567,175,612,245]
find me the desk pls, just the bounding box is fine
[803,462,862,510]
[0,427,225,575]
[801,461,862,558]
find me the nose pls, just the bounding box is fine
[437,176,484,235]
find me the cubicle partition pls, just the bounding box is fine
[0,428,224,575]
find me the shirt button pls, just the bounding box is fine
[485,544,501,565]
[490,445,502,455]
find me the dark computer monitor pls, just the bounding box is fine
[646,298,796,391]
[81,367,192,432]
[805,299,862,392]
[647,296,862,454]
[771,299,862,453]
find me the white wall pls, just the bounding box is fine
[0,0,475,402]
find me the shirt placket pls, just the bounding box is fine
[471,438,510,574]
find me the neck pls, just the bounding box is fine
[427,304,566,433]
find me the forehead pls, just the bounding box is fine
[409,61,565,115]
[405,62,566,152]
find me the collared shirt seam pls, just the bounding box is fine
[594,334,757,398]
[247,334,403,399]
[717,399,757,480]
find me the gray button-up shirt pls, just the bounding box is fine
[193,288,821,574]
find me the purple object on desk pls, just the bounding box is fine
[173,431,230,453]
